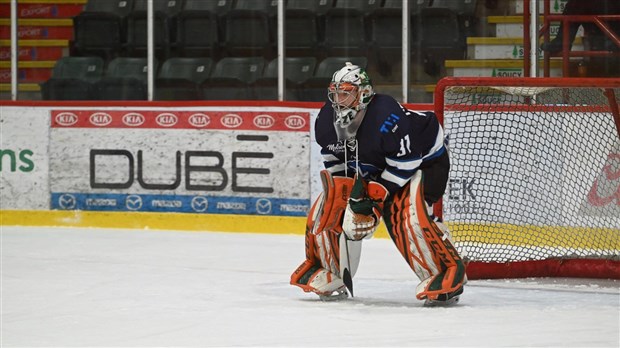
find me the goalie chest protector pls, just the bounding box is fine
[315,94,444,194]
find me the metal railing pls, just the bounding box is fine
[524,0,620,77]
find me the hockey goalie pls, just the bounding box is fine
[290,62,466,305]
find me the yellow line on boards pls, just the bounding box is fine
[0,210,307,235]
[0,210,394,238]
[1,211,616,250]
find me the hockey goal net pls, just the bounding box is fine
[434,77,620,279]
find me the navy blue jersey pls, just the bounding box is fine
[316,94,446,195]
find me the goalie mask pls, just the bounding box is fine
[328,62,374,128]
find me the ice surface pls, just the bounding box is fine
[1,226,618,347]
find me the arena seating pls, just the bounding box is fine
[200,56,265,100]
[253,56,318,100]
[72,0,135,59]
[155,57,213,100]
[32,0,481,101]
[40,56,104,100]
[124,0,184,60]
[92,57,156,100]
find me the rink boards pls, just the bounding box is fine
[1,103,323,233]
[1,101,618,246]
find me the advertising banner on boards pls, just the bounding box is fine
[0,106,49,209]
[580,143,620,217]
[49,109,311,216]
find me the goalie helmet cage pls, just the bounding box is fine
[434,77,620,280]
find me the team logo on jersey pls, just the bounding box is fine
[380,113,400,133]
[326,142,345,153]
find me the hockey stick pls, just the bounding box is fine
[339,138,364,298]
[339,233,362,298]
[342,235,354,297]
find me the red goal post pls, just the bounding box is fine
[434,77,620,279]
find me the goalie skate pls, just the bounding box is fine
[319,286,349,302]
[424,296,460,307]
[422,286,463,307]
[291,260,348,300]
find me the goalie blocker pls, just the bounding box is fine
[291,170,467,304]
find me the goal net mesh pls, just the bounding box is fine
[436,78,620,277]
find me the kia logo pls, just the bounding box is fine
[156,113,178,127]
[122,113,145,126]
[221,114,242,128]
[253,114,275,129]
[285,115,306,129]
[89,112,112,126]
[55,112,78,126]
[188,113,210,128]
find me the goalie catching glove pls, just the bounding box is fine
[342,174,389,240]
